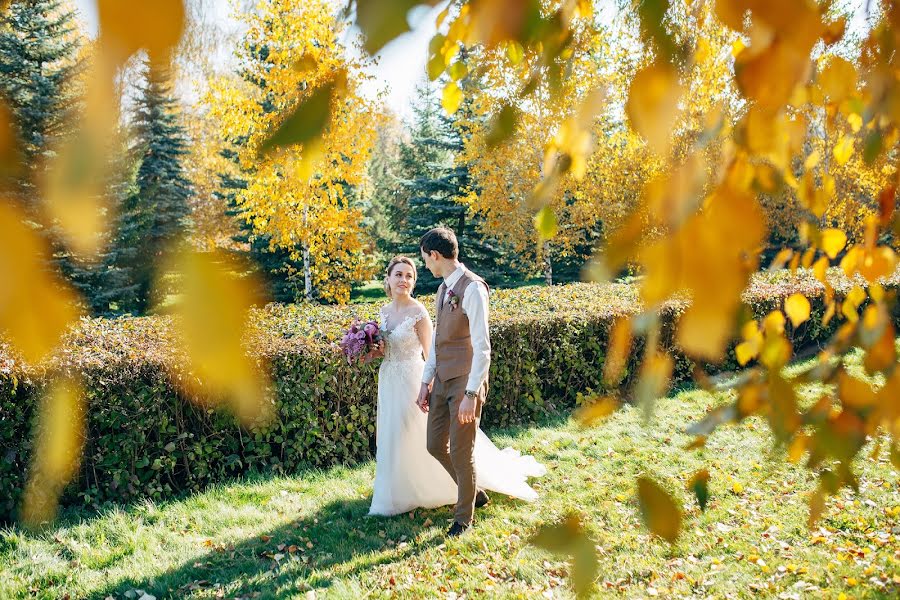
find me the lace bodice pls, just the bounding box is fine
[380,305,428,366]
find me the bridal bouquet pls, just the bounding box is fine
[339,319,383,362]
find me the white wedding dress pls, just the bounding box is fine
[368,305,546,516]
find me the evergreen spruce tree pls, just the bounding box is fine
[395,83,521,292]
[109,62,192,314]
[0,0,81,206]
[0,1,129,312]
[362,118,406,256]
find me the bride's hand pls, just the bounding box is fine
[416,382,430,413]
[360,340,385,364]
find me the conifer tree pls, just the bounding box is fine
[395,83,520,291]
[110,62,192,314]
[0,0,81,207]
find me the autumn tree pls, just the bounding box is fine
[206,0,378,304]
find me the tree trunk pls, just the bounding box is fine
[543,240,553,286]
[303,205,312,301]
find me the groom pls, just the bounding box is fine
[417,226,491,537]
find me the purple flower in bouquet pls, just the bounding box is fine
[340,319,383,362]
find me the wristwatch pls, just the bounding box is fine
[464,390,477,399]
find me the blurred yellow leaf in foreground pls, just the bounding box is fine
[20,378,86,527]
[162,249,274,428]
[0,201,82,365]
[626,62,683,156]
[97,0,186,66]
[637,476,682,543]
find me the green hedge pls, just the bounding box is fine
[1,269,896,521]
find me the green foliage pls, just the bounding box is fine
[0,0,118,312]
[107,62,193,315]
[386,83,523,291]
[1,269,897,521]
[2,379,898,598]
[0,0,81,200]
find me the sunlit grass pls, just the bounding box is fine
[2,353,898,599]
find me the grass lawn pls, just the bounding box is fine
[2,353,899,599]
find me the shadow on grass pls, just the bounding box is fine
[83,494,446,599]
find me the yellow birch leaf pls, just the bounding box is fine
[530,513,598,596]
[637,477,682,544]
[770,248,793,270]
[20,378,86,527]
[763,310,786,336]
[858,247,897,282]
[813,256,829,283]
[0,99,22,178]
[163,249,274,428]
[603,317,632,385]
[0,202,82,365]
[435,4,451,28]
[573,396,619,427]
[822,300,836,326]
[42,126,111,259]
[847,112,862,133]
[800,247,816,269]
[442,82,463,115]
[485,104,519,148]
[735,340,758,366]
[427,53,445,81]
[821,228,847,259]
[788,434,807,463]
[833,135,854,166]
[864,322,897,373]
[803,150,820,170]
[626,62,683,155]
[534,206,558,240]
[818,57,857,104]
[257,73,341,157]
[356,0,425,54]
[839,371,878,409]
[785,293,811,327]
[448,60,468,81]
[576,0,593,19]
[735,40,812,110]
[506,40,525,65]
[97,0,186,66]
[823,16,846,45]
[808,489,825,528]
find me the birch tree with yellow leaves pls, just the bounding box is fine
[205,0,379,303]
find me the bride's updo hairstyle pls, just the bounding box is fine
[384,256,417,298]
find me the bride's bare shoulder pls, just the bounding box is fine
[413,301,431,321]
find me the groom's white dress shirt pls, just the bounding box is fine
[421,264,491,393]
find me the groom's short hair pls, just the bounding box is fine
[420,227,459,259]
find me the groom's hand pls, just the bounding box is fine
[416,382,430,413]
[458,394,476,425]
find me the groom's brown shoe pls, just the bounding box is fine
[447,521,470,537]
[475,490,490,509]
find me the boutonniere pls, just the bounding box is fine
[447,289,460,311]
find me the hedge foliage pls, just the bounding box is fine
[2,268,897,521]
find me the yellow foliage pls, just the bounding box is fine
[204,0,378,302]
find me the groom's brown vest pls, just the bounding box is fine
[434,269,490,383]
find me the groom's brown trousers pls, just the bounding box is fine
[426,375,485,527]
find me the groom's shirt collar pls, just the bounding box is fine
[443,264,466,289]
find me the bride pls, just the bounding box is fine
[367,256,545,517]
